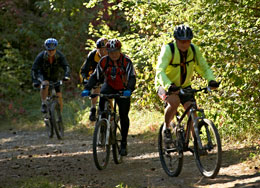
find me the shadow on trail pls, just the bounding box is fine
[0,130,259,188]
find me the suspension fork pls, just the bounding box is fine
[190,108,205,150]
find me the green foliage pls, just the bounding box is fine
[0,40,31,98]
[0,0,259,141]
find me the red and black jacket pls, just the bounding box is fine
[86,53,136,91]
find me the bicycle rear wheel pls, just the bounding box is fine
[93,119,110,170]
[50,101,64,139]
[158,123,183,177]
[112,118,123,164]
[194,119,222,178]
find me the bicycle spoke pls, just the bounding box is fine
[50,102,63,139]
[93,120,110,170]
[194,119,222,178]
[158,124,183,177]
[112,121,123,164]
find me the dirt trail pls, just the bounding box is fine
[0,129,259,188]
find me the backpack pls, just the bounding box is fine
[103,55,126,73]
[102,55,128,88]
[168,42,196,67]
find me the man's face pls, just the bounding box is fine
[47,49,56,57]
[97,47,108,57]
[176,39,191,52]
[108,50,121,61]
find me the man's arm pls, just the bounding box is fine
[125,59,136,91]
[80,50,96,81]
[84,57,105,90]
[31,52,43,83]
[155,44,173,91]
[193,45,215,82]
[58,51,70,78]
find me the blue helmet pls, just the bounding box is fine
[44,38,58,50]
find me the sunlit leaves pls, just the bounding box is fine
[83,0,103,8]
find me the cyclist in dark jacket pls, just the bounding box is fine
[80,38,108,121]
[82,39,136,156]
[31,38,70,113]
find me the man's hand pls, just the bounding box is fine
[81,89,90,97]
[83,78,88,85]
[168,84,179,92]
[208,80,220,89]
[33,81,40,88]
[63,76,70,81]
[123,90,131,97]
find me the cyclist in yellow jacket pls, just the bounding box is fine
[80,38,108,121]
[155,25,219,142]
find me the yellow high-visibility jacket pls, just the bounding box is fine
[155,42,215,91]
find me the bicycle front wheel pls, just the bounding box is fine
[158,123,183,177]
[45,115,53,138]
[93,119,111,170]
[50,101,64,139]
[112,119,123,164]
[194,119,222,178]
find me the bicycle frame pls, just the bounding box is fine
[174,87,211,152]
[94,94,120,146]
[159,86,222,178]
[43,81,62,116]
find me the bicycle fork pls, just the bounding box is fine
[96,117,112,146]
[190,109,204,150]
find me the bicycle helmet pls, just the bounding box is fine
[44,38,58,50]
[96,38,108,48]
[106,39,122,52]
[174,25,193,40]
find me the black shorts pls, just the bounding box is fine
[157,86,195,105]
[41,76,61,93]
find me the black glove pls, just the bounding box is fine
[63,76,70,81]
[33,81,40,88]
[83,78,88,85]
[208,80,220,88]
[168,84,179,92]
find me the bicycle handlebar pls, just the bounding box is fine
[41,80,63,89]
[179,86,216,96]
[89,93,129,99]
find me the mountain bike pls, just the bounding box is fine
[42,80,64,140]
[158,87,222,178]
[89,93,125,170]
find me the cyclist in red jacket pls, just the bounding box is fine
[82,39,136,156]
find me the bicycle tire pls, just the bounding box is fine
[193,119,222,178]
[93,119,110,170]
[112,118,123,164]
[45,114,53,138]
[158,123,183,177]
[50,101,64,140]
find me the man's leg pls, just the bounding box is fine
[89,87,100,121]
[56,92,63,112]
[161,90,180,145]
[116,97,130,156]
[165,94,180,128]
[40,80,49,113]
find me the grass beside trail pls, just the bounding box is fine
[0,92,164,137]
